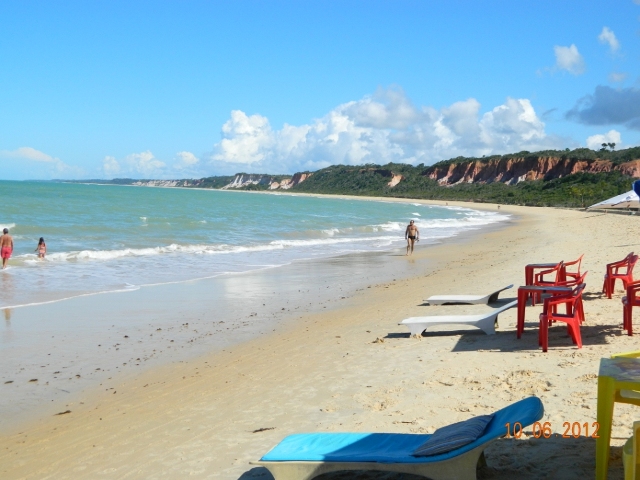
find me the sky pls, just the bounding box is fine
[1,0,640,180]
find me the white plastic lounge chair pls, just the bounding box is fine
[251,396,544,480]
[399,300,517,336]
[425,285,513,305]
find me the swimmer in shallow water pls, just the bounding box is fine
[1,228,13,269]
[405,220,419,256]
[35,237,46,259]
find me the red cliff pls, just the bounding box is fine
[423,156,640,185]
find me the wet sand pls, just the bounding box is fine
[0,200,636,479]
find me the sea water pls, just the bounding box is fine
[0,180,509,309]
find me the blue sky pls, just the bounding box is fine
[1,0,639,180]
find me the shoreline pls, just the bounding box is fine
[4,200,632,479]
[0,187,509,311]
[0,196,513,434]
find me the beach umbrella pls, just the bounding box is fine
[587,180,640,210]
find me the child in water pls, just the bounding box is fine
[35,237,46,259]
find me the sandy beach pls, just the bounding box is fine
[1,199,638,479]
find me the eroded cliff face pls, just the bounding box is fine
[133,180,196,187]
[357,168,404,187]
[223,172,312,190]
[424,156,640,185]
[222,174,273,189]
[269,172,313,190]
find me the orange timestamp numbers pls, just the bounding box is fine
[505,421,600,439]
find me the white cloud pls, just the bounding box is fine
[586,130,622,150]
[598,27,620,53]
[213,111,273,165]
[479,98,546,149]
[124,151,166,176]
[0,147,56,162]
[101,151,207,178]
[175,151,199,167]
[342,87,421,129]
[101,151,166,178]
[609,72,628,83]
[102,156,120,176]
[207,89,565,174]
[0,146,81,179]
[554,44,585,75]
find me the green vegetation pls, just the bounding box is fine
[292,164,633,208]
[432,146,640,168]
[192,176,235,189]
[60,147,640,208]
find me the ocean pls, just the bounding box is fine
[0,181,509,309]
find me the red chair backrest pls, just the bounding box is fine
[610,252,634,267]
[572,271,588,285]
[565,254,584,271]
[542,282,585,312]
[553,261,565,282]
[629,255,639,277]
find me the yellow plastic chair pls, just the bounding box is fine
[623,421,640,480]
[596,351,640,480]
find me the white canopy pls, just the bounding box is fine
[588,190,640,210]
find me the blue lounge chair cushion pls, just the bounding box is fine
[411,414,494,456]
[260,396,543,464]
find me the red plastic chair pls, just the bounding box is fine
[563,254,584,281]
[555,270,588,290]
[534,261,564,286]
[532,270,588,312]
[603,254,638,299]
[532,262,565,304]
[555,271,588,318]
[539,283,585,353]
[622,281,640,336]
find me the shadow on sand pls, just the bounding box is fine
[392,291,624,353]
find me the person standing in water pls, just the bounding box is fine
[35,237,46,259]
[405,220,419,256]
[1,228,13,269]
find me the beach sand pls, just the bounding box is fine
[0,200,637,479]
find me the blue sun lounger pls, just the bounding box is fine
[251,396,543,480]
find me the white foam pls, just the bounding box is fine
[375,221,405,232]
[12,209,509,266]
[0,223,16,230]
[270,235,391,248]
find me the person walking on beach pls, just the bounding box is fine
[405,220,419,256]
[35,237,46,259]
[1,228,13,269]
